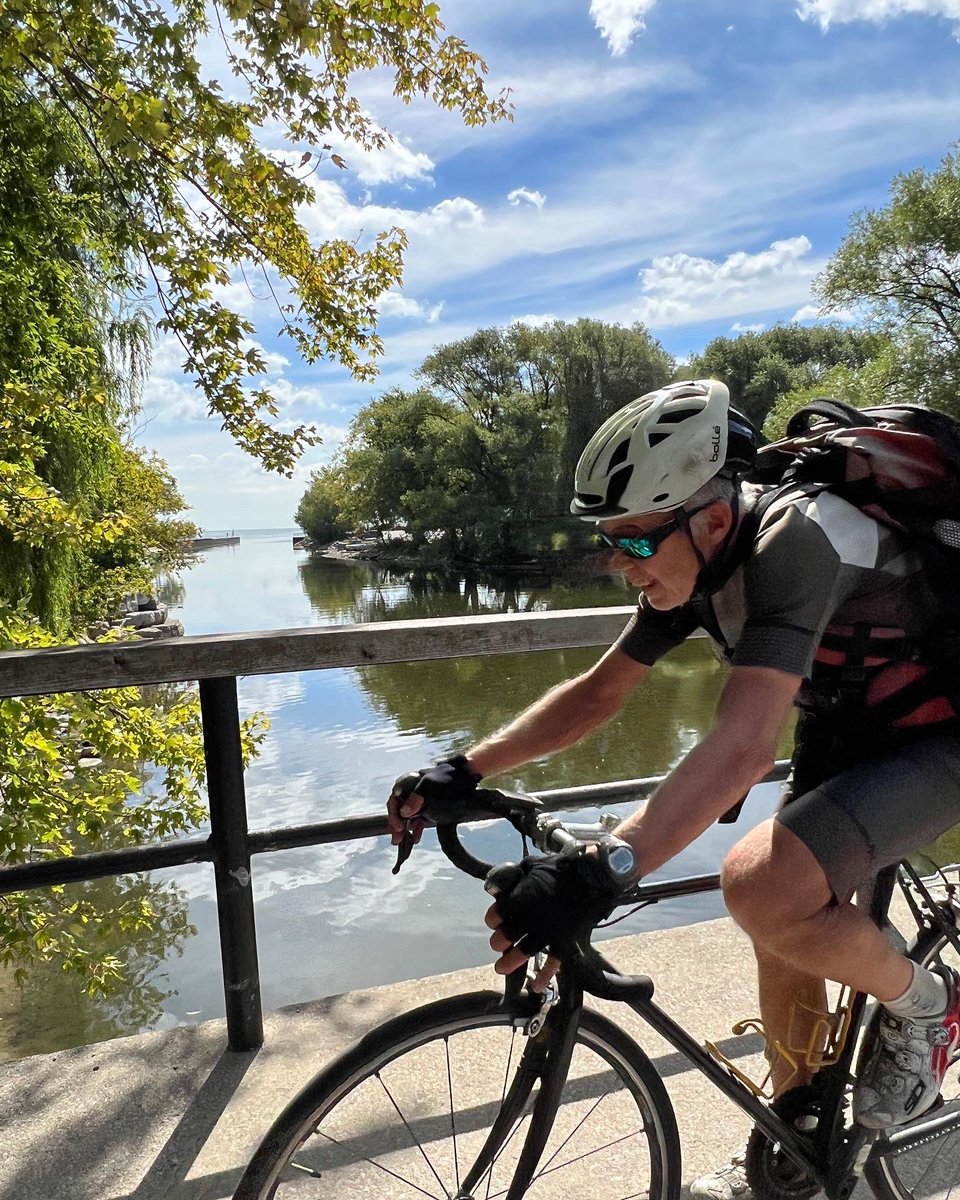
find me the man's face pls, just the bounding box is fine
[598,511,701,610]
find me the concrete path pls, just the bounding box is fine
[0,915,878,1200]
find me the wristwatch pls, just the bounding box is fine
[593,835,638,890]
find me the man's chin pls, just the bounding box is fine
[640,584,685,610]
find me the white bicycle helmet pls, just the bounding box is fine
[570,379,754,520]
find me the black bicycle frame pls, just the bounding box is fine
[500,863,960,1200]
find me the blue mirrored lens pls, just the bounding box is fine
[617,536,654,558]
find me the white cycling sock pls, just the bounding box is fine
[884,961,948,1019]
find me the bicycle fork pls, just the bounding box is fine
[455,980,584,1200]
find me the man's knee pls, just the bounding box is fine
[722,818,832,939]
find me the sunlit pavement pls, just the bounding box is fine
[0,910,893,1200]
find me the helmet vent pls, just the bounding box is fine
[652,491,670,504]
[648,431,672,447]
[605,464,634,510]
[657,405,702,425]
[608,438,630,470]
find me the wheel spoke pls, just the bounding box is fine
[445,1036,460,1193]
[484,1130,640,1198]
[535,1088,613,1175]
[528,1129,642,1185]
[482,1028,521,1200]
[377,1072,452,1199]
[316,1130,445,1200]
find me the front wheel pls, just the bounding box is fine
[234,988,681,1200]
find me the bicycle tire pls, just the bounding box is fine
[864,920,960,1200]
[233,988,682,1200]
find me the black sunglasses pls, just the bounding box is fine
[597,503,711,560]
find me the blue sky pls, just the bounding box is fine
[139,0,960,529]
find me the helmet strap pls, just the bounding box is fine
[689,484,747,598]
[674,505,708,573]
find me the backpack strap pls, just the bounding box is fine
[784,399,877,438]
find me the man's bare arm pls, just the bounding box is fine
[466,644,650,778]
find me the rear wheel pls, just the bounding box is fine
[866,919,960,1200]
[234,989,681,1200]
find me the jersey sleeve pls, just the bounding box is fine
[732,498,850,678]
[615,596,701,665]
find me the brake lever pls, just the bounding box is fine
[392,820,416,875]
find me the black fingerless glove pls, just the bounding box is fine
[393,754,482,806]
[489,851,625,957]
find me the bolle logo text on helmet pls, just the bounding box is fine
[710,425,722,462]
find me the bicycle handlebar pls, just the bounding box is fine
[422,786,656,1003]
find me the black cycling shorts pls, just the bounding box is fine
[776,732,960,905]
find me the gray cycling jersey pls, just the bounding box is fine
[615,484,942,714]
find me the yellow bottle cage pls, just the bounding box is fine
[704,987,854,1101]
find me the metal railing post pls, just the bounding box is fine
[199,676,263,1051]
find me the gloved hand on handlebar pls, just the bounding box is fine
[484,849,626,980]
[386,754,483,848]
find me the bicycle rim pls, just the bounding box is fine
[866,924,960,1200]
[234,990,680,1200]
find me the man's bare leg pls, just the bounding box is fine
[755,946,828,1095]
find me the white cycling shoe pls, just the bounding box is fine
[855,966,960,1129]
[690,1146,751,1200]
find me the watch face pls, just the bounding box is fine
[607,845,636,878]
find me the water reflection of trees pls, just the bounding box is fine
[354,640,735,790]
[0,873,194,1061]
[299,557,796,790]
[298,556,625,626]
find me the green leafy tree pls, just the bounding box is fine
[539,319,674,497]
[311,320,673,564]
[420,320,674,506]
[763,337,902,440]
[0,86,264,1009]
[0,873,196,1056]
[2,0,510,475]
[336,388,458,542]
[327,385,564,561]
[817,148,960,416]
[0,88,199,631]
[0,606,268,1000]
[686,324,884,430]
[295,463,352,544]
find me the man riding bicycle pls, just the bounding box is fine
[387,379,960,1196]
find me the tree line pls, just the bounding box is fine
[297,149,960,565]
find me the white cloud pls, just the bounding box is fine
[590,0,658,55]
[796,0,960,32]
[511,313,558,327]
[507,187,546,209]
[377,291,444,323]
[731,322,766,333]
[430,197,485,227]
[299,77,960,306]
[791,302,860,324]
[634,236,820,328]
[338,135,435,186]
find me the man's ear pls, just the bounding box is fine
[699,501,733,548]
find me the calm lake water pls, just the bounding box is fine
[3,529,792,1059]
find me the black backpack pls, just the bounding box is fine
[751,398,960,604]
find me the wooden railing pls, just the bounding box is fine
[0,607,787,1051]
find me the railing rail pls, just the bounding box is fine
[0,607,785,1051]
[0,607,638,697]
